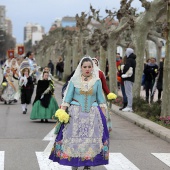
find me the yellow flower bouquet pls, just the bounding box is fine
[107,92,117,100]
[2,82,7,87]
[54,109,70,134]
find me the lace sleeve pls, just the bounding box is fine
[61,102,70,107]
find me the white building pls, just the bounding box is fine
[24,23,44,44]
[0,6,6,30]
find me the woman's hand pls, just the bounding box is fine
[101,107,106,117]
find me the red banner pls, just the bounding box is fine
[18,46,24,55]
[7,50,15,59]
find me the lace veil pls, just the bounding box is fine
[62,56,100,103]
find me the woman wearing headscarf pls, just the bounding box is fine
[49,56,109,170]
[30,71,59,122]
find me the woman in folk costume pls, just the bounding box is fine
[2,57,12,72]
[19,61,34,114]
[39,66,53,81]
[49,56,109,170]
[9,58,20,102]
[92,58,117,132]
[1,66,17,104]
[30,71,59,122]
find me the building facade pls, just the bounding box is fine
[0,6,6,31]
[24,23,44,44]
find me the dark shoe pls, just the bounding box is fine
[4,101,7,104]
[72,167,78,170]
[23,111,26,114]
[119,102,127,110]
[9,100,12,104]
[83,166,91,170]
[25,108,27,113]
[13,99,17,103]
[45,119,48,123]
[41,119,44,122]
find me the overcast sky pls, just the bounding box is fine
[1,0,152,43]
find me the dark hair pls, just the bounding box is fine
[24,51,32,59]
[92,58,99,66]
[146,59,151,63]
[22,68,30,76]
[43,71,49,76]
[81,57,93,67]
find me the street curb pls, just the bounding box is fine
[111,104,170,144]
[53,78,65,86]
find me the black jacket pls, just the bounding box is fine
[123,53,136,82]
[56,61,64,72]
[144,64,158,82]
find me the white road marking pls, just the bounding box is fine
[43,127,55,141]
[0,151,5,170]
[152,153,170,168]
[36,152,140,170]
[36,152,71,170]
[104,153,140,170]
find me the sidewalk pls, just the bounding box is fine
[111,104,170,144]
[54,80,170,144]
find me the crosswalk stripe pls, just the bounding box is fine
[104,153,139,170]
[152,153,170,168]
[36,152,71,170]
[43,127,55,141]
[0,151,5,170]
[36,152,140,170]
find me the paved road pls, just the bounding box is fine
[0,83,169,170]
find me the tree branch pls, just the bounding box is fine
[139,0,151,10]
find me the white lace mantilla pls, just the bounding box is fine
[62,105,104,158]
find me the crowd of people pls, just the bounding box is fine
[116,49,164,112]
[0,51,59,122]
[0,49,164,170]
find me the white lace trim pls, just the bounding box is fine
[61,102,70,107]
[62,105,104,158]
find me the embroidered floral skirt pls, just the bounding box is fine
[49,105,109,167]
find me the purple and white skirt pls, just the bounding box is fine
[49,105,109,167]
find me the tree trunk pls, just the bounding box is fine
[108,39,117,94]
[145,41,150,61]
[99,46,107,73]
[156,44,162,66]
[63,42,72,80]
[72,38,79,71]
[161,1,170,117]
[87,44,95,58]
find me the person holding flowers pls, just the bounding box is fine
[1,66,17,104]
[30,71,59,122]
[49,56,109,170]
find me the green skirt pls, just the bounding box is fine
[30,96,59,120]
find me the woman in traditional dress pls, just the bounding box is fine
[1,66,16,104]
[10,58,20,102]
[49,57,109,170]
[30,71,59,122]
